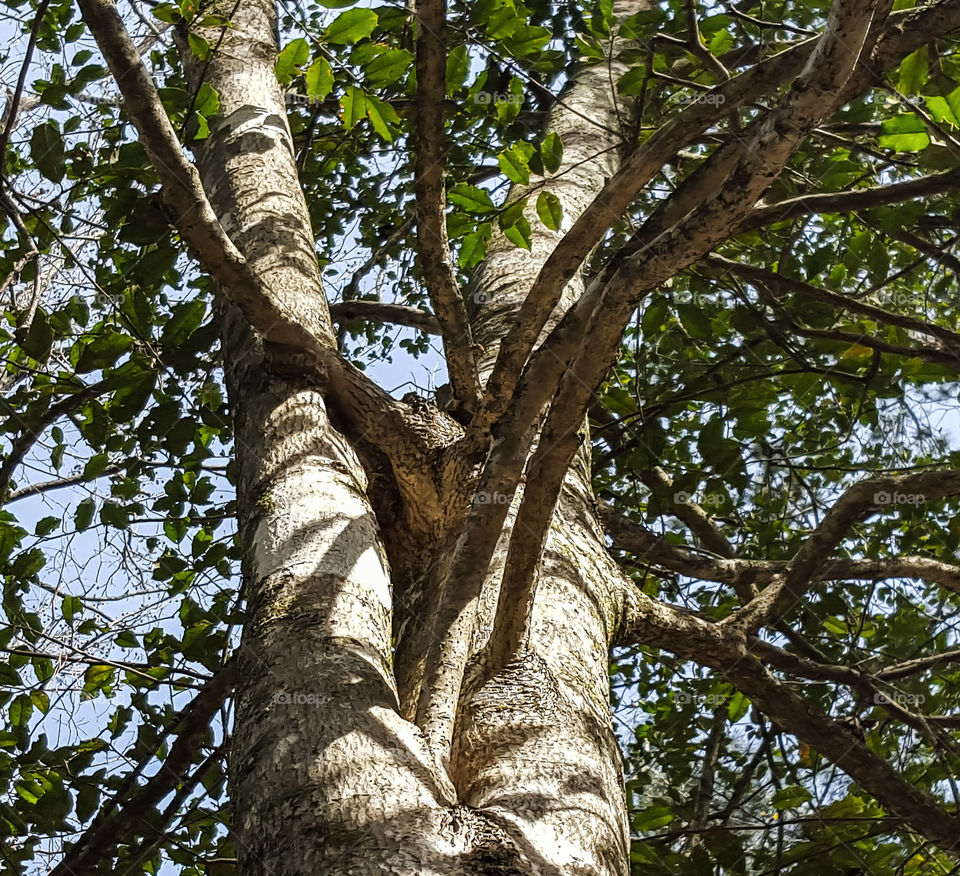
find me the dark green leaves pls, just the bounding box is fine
[74,329,133,373]
[30,122,65,182]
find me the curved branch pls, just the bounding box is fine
[726,470,960,632]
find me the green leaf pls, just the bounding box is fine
[878,114,930,152]
[9,694,33,727]
[924,87,960,128]
[634,803,674,831]
[187,32,211,60]
[341,86,367,129]
[727,691,750,722]
[61,596,83,624]
[365,94,399,141]
[19,310,54,362]
[110,373,156,422]
[325,8,377,44]
[34,517,58,537]
[305,58,334,101]
[898,45,928,94]
[162,299,206,347]
[446,45,470,93]
[641,298,668,334]
[536,191,563,231]
[275,38,310,84]
[82,664,115,700]
[772,785,813,810]
[677,304,712,339]
[503,215,532,249]
[74,498,95,532]
[30,122,66,182]
[76,330,133,373]
[498,141,535,184]
[458,223,491,268]
[114,631,139,648]
[364,49,412,87]
[194,82,219,117]
[540,132,563,173]
[448,184,496,214]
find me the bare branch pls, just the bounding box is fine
[704,254,960,357]
[617,591,960,856]
[471,30,816,435]
[0,377,114,500]
[413,0,481,418]
[479,0,885,677]
[0,0,52,157]
[77,0,332,357]
[330,300,441,334]
[746,167,960,228]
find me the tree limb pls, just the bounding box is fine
[329,300,441,334]
[413,0,481,418]
[745,167,960,228]
[479,0,885,677]
[617,589,960,856]
[726,470,960,632]
[51,661,237,876]
[77,0,332,357]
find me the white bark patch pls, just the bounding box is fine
[252,461,390,611]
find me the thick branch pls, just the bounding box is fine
[77,0,331,356]
[605,502,960,596]
[413,0,481,417]
[480,0,884,676]
[617,591,960,856]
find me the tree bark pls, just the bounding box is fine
[181,0,641,871]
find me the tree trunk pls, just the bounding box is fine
[186,0,641,871]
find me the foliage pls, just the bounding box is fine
[2,0,960,871]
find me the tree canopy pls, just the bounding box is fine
[4,0,960,872]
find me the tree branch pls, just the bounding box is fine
[617,590,960,856]
[329,300,441,334]
[704,254,960,358]
[51,661,237,876]
[77,0,332,357]
[726,470,960,632]
[0,377,113,499]
[745,167,960,228]
[413,0,481,418]
[477,0,885,677]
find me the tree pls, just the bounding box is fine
[4,0,960,870]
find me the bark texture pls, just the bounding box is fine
[184,0,640,872]
[69,0,960,869]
